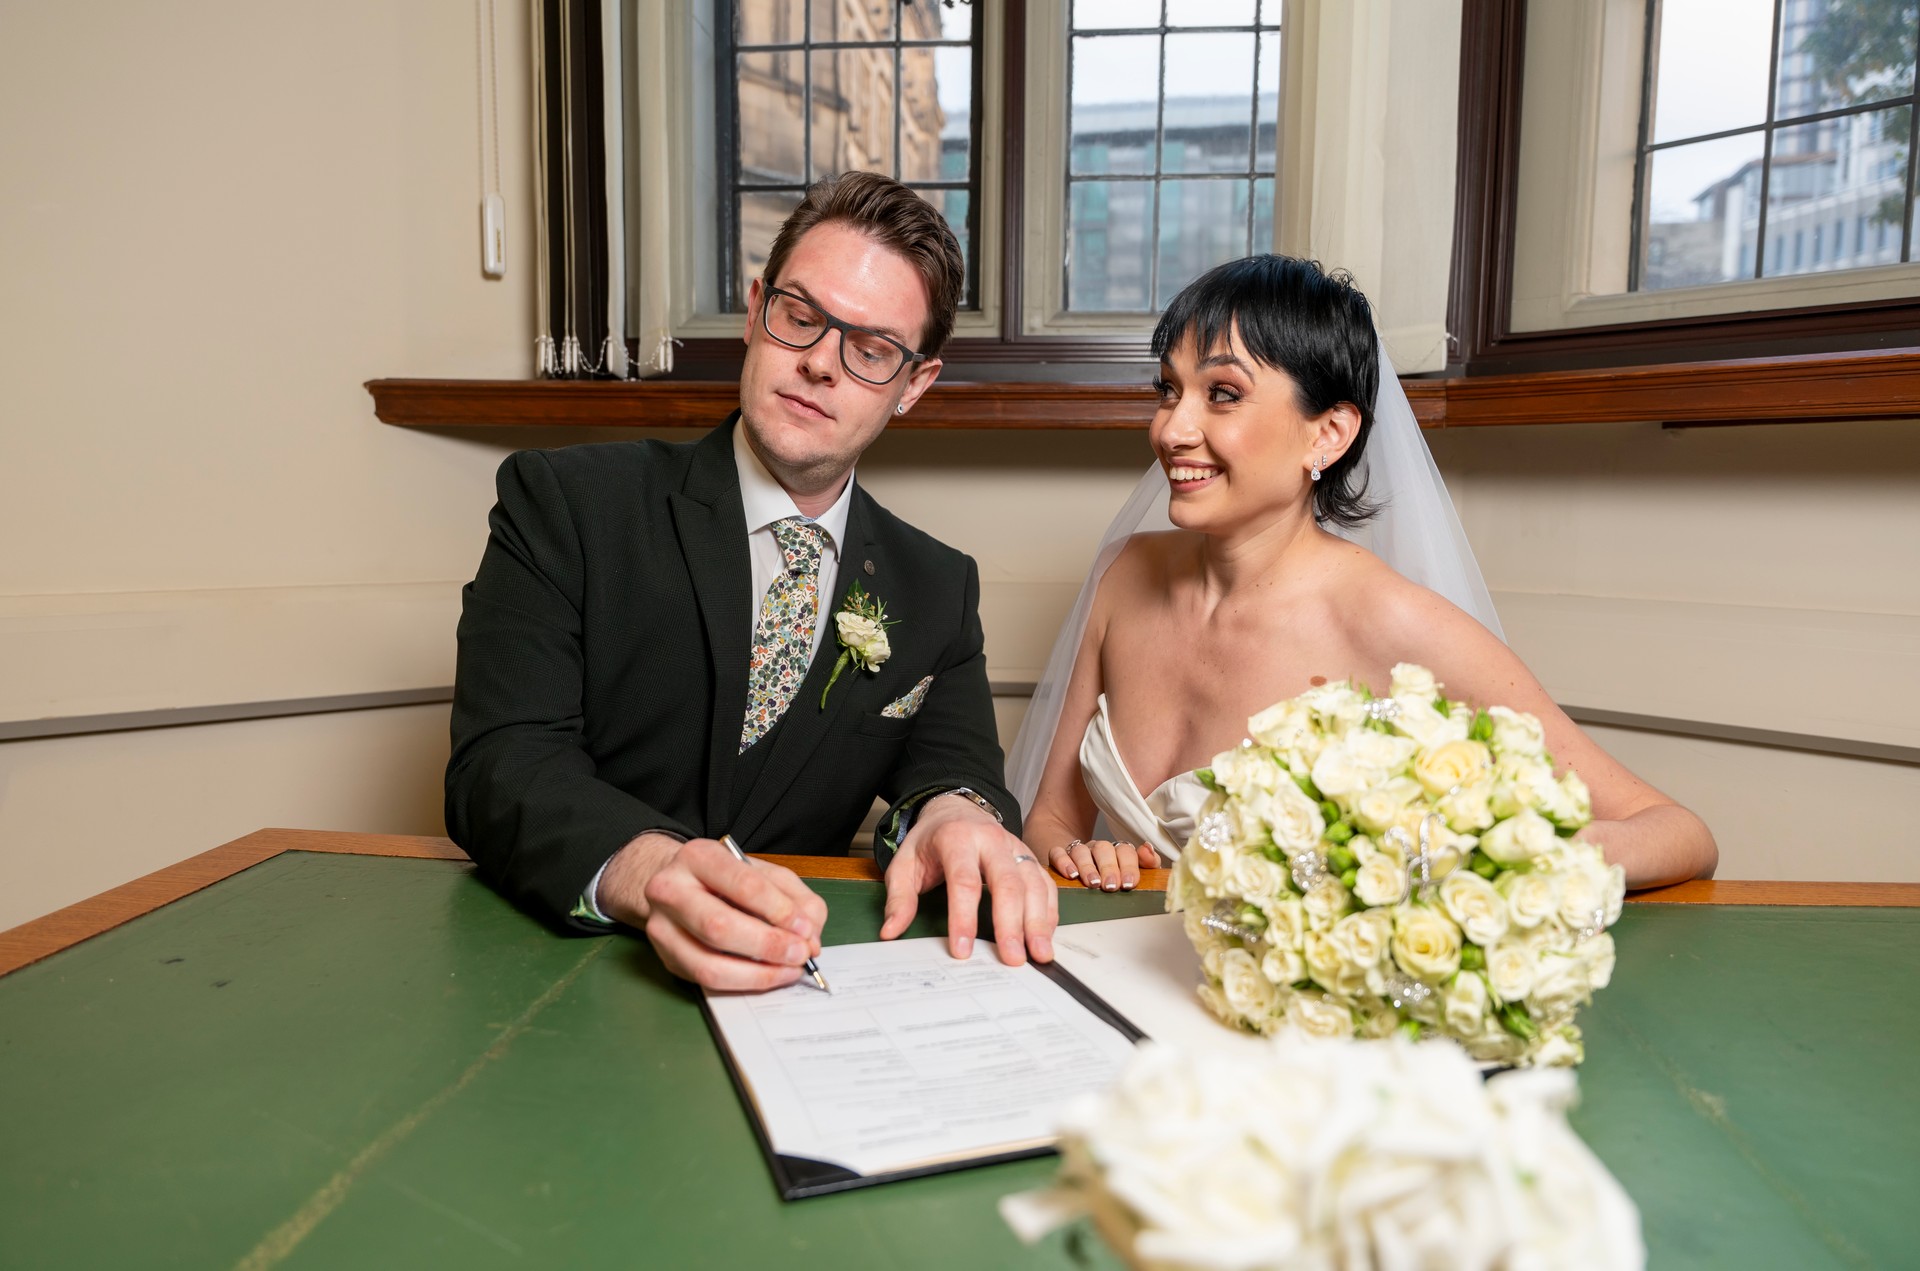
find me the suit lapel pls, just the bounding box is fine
[732,488,882,844]
[669,418,753,834]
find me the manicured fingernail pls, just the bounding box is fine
[1065,869,1080,879]
[1086,875,1101,887]
[1123,880,1135,891]
[1104,880,1118,892]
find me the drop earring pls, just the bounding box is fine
[1310,455,1324,482]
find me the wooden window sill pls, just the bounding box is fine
[366,348,1920,431]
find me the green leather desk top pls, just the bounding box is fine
[2,852,1915,1270]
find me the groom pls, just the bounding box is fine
[446,172,1055,990]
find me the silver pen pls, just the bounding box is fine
[720,834,831,993]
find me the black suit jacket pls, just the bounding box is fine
[445,417,1020,927]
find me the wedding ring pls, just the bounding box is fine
[1011,853,1037,866]
[1063,839,1089,853]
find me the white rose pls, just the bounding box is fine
[1225,851,1287,904]
[1351,777,1417,835]
[1304,931,1362,995]
[1497,871,1560,930]
[1577,932,1617,991]
[1532,1026,1585,1067]
[1354,856,1409,908]
[1309,738,1372,798]
[1216,947,1278,1022]
[1485,939,1538,1004]
[1264,780,1327,853]
[1390,906,1464,982]
[1301,681,1367,731]
[1247,700,1313,749]
[1557,863,1612,933]
[1487,705,1547,757]
[1603,862,1627,926]
[1348,729,1419,773]
[1261,896,1308,950]
[1438,780,1496,833]
[1283,992,1354,1040]
[1443,970,1491,1035]
[1530,950,1593,1012]
[1480,809,1557,865]
[1390,696,1465,749]
[835,611,890,664]
[1261,943,1306,986]
[1561,769,1594,824]
[1210,745,1285,797]
[1413,739,1493,796]
[1302,878,1352,931]
[1527,764,1583,828]
[1490,754,1549,818]
[1180,843,1224,889]
[1440,870,1511,947]
[1389,662,1440,699]
[1332,909,1393,969]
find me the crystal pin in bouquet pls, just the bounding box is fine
[1171,663,1626,1066]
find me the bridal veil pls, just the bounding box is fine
[1004,338,1504,812]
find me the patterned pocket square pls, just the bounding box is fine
[881,675,935,719]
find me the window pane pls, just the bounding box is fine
[1776,0,1917,121]
[1069,180,1155,310]
[1162,33,1257,174]
[1649,0,1774,144]
[740,189,803,286]
[812,47,895,178]
[737,0,803,46]
[1640,131,1765,289]
[813,0,892,43]
[1072,35,1160,176]
[1074,0,1162,32]
[931,0,970,41]
[1255,30,1281,170]
[1157,179,1251,305]
[901,46,968,181]
[1764,106,1912,275]
[1253,176,1275,254]
[1168,0,1257,25]
[923,186,971,284]
[738,52,806,184]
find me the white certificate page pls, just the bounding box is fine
[703,936,1138,1179]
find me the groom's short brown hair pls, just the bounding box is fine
[763,171,965,357]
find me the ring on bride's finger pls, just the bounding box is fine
[1063,839,1089,853]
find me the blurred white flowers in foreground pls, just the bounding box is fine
[1001,1036,1643,1271]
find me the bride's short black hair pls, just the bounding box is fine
[1151,255,1379,528]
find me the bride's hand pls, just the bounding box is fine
[1048,839,1159,892]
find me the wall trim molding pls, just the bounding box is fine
[0,688,455,743]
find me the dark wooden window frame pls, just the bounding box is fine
[672,0,1167,382]
[1448,0,1920,377]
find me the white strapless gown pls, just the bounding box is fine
[1077,694,1212,863]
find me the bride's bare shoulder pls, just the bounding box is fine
[1330,539,1499,652]
[1095,530,1198,603]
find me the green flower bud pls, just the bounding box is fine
[1194,767,1219,791]
[1499,1001,1538,1041]
[1460,942,1486,972]
[1324,821,1355,846]
[1327,844,1358,874]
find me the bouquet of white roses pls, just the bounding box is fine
[1000,1036,1644,1271]
[1172,664,1625,1066]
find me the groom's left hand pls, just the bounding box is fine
[881,795,1058,966]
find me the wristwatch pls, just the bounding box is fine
[932,786,1004,823]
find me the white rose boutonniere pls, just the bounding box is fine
[820,581,894,708]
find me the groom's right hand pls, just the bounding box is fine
[598,834,827,991]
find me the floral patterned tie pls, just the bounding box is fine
[740,517,827,752]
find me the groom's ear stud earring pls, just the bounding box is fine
[896,405,906,416]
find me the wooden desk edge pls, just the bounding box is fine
[3,829,1912,978]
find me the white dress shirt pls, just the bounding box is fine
[733,420,854,659]
[578,424,855,922]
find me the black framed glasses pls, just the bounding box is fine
[758,287,927,386]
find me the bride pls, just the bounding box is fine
[1010,256,1717,894]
